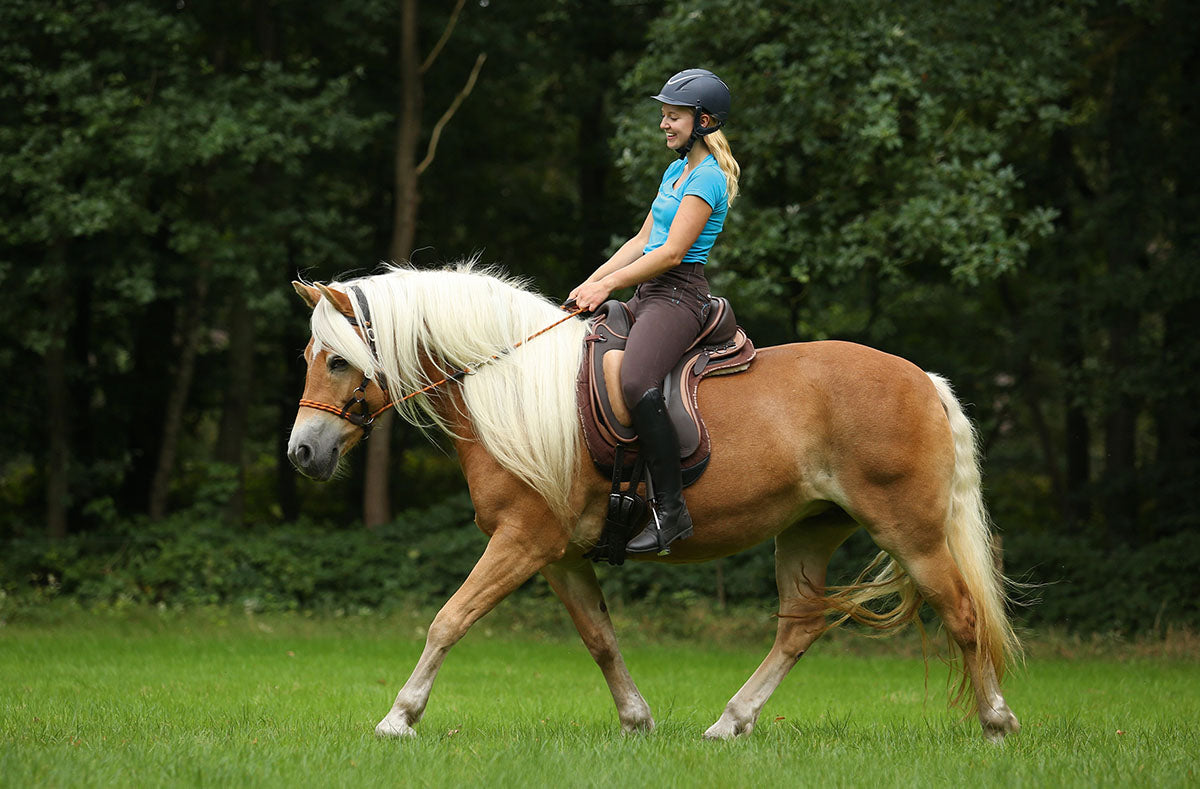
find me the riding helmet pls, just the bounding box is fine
[651,68,730,127]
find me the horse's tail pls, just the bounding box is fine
[818,373,1020,709]
[926,372,1021,684]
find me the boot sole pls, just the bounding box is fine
[625,525,694,556]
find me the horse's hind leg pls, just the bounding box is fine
[541,557,654,733]
[890,542,1020,741]
[704,512,856,740]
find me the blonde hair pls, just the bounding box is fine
[704,129,740,205]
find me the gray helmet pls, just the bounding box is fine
[651,68,730,125]
[651,68,730,158]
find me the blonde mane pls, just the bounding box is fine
[307,262,588,520]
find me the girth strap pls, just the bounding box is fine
[585,444,648,566]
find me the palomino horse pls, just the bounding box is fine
[287,264,1021,742]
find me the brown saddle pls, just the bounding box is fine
[576,296,757,487]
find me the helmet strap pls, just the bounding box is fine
[677,107,724,159]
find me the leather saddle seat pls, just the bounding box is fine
[576,296,756,486]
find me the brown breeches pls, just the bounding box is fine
[620,263,711,409]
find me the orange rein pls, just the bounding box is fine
[299,304,588,434]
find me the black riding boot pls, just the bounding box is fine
[625,388,694,555]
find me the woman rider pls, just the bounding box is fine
[569,68,741,555]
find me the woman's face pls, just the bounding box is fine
[659,103,711,151]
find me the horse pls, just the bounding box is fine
[287,263,1022,742]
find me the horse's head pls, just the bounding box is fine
[287,281,390,480]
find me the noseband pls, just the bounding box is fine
[297,288,586,439]
[298,373,392,438]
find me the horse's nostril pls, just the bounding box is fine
[291,442,313,466]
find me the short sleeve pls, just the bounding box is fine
[683,165,727,211]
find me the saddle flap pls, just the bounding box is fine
[668,328,755,457]
[578,297,757,484]
[587,304,637,443]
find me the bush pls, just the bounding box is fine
[4,498,1198,636]
[0,494,484,612]
[1002,530,1200,635]
[1,497,877,615]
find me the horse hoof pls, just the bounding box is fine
[981,705,1020,743]
[703,717,753,740]
[620,718,655,735]
[375,716,417,738]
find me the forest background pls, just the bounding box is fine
[2,0,1197,636]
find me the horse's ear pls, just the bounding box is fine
[292,281,321,310]
[315,283,355,318]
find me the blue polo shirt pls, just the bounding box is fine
[643,155,728,264]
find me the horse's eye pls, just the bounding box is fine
[328,356,349,371]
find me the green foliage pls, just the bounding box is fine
[613,0,1079,330]
[0,0,393,532]
[6,498,1200,635]
[1,496,483,612]
[1005,530,1200,635]
[1,0,1198,638]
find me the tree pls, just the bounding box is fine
[613,0,1079,530]
[0,3,185,535]
[1031,0,1200,543]
[360,0,486,528]
[615,0,1200,548]
[0,1,386,532]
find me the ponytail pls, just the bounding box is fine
[705,130,741,206]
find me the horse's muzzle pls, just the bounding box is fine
[287,429,341,481]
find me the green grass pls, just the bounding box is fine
[2,605,1198,787]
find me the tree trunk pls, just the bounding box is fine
[1156,301,1200,532]
[390,0,421,262]
[1099,36,1146,544]
[70,268,94,506]
[44,240,70,540]
[277,252,302,523]
[1063,386,1092,526]
[148,263,210,521]
[364,0,423,529]
[1101,312,1138,541]
[118,296,174,514]
[1062,270,1091,527]
[577,94,608,264]
[276,399,300,522]
[562,0,618,268]
[1153,11,1200,534]
[215,290,254,524]
[1037,123,1093,529]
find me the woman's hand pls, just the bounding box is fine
[571,278,614,312]
[569,210,655,311]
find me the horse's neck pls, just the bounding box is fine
[411,346,478,439]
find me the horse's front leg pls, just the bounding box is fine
[541,557,654,733]
[375,528,561,738]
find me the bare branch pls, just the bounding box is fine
[421,0,467,75]
[416,52,487,177]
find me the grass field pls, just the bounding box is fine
[2,604,1198,788]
